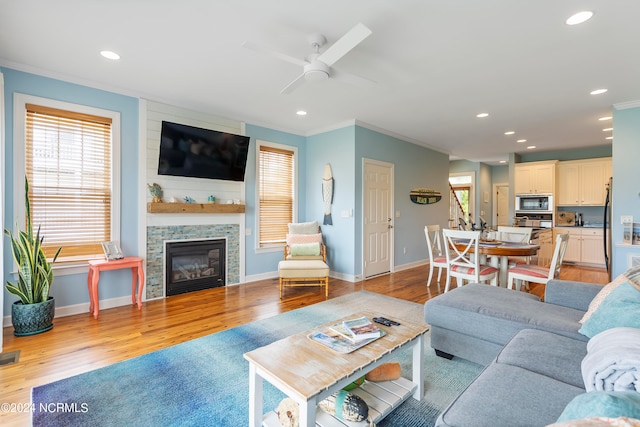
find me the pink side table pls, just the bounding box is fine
[87,256,144,319]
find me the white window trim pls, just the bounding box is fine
[254,139,297,254]
[12,93,121,276]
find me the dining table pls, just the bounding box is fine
[451,240,540,287]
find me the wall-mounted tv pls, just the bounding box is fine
[157,121,250,182]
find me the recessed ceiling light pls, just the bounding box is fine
[602,127,613,131]
[476,113,489,118]
[517,139,527,143]
[499,160,507,164]
[100,50,120,60]
[296,110,307,116]
[590,88,608,95]
[504,131,515,135]
[566,11,594,26]
[527,145,536,150]
[605,136,613,140]
[599,116,612,121]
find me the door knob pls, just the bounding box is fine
[388,224,393,229]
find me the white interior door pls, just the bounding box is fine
[495,183,510,226]
[363,159,393,278]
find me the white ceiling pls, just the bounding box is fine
[2,0,639,165]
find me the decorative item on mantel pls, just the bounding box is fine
[147,183,163,203]
[184,196,195,204]
[409,187,442,205]
[208,195,216,204]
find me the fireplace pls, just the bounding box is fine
[165,239,226,296]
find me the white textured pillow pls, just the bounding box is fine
[580,265,640,324]
[288,221,318,235]
[286,233,323,246]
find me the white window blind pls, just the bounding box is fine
[258,145,294,246]
[25,103,112,260]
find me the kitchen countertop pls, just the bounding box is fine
[555,224,604,229]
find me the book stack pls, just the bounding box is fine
[332,316,382,343]
[308,316,385,354]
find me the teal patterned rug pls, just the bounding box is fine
[31,291,481,426]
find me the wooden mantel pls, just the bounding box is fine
[147,202,245,214]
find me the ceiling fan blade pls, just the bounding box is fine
[317,23,372,67]
[331,68,377,88]
[280,73,306,94]
[241,40,307,67]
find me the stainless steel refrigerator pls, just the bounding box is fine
[604,177,613,280]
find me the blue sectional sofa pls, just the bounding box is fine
[424,279,640,426]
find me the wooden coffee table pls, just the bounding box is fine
[243,311,429,427]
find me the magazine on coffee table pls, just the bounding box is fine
[308,326,386,354]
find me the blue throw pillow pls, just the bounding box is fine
[556,391,640,422]
[579,282,640,338]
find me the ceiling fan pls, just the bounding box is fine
[242,22,374,94]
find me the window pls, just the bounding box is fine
[14,94,120,264]
[257,141,296,248]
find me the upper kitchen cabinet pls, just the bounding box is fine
[557,158,612,206]
[514,160,558,194]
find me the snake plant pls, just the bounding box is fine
[4,177,62,304]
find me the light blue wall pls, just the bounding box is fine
[355,126,450,274]
[244,124,307,277]
[611,105,640,276]
[307,127,356,275]
[492,165,509,183]
[519,146,612,162]
[2,67,139,313]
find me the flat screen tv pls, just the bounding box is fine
[157,121,250,182]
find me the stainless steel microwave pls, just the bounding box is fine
[515,194,553,213]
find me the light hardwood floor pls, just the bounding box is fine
[0,264,608,426]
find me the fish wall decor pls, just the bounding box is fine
[322,164,334,225]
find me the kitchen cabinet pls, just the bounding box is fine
[556,158,612,206]
[514,161,557,194]
[555,227,605,265]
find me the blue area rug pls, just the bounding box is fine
[31,291,481,426]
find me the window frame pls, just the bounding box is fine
[254,139,297,253]
[13,93,121,275]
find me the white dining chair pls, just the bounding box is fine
[497,226,533,244]
[424,225,448,286]
[442,229,498,292]
[507,233,570,292]
[497,226,534,265]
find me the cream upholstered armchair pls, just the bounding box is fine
[278,221,330,298]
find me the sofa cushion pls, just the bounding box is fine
[580,265,640,324]
[556,391,640,423]
[496,329,587,389]
[549,417,640,426]
[289,242,321,257]
[287,221,318,234]
[286,233,323,245]
[579,282,640,338]
[425,284,588,346]
[436,363,584,427]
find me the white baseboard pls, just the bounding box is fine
[394,259,428,272]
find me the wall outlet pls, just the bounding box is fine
[245,228,252,236]
[621,215,633,225]
[403,247,407,254]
